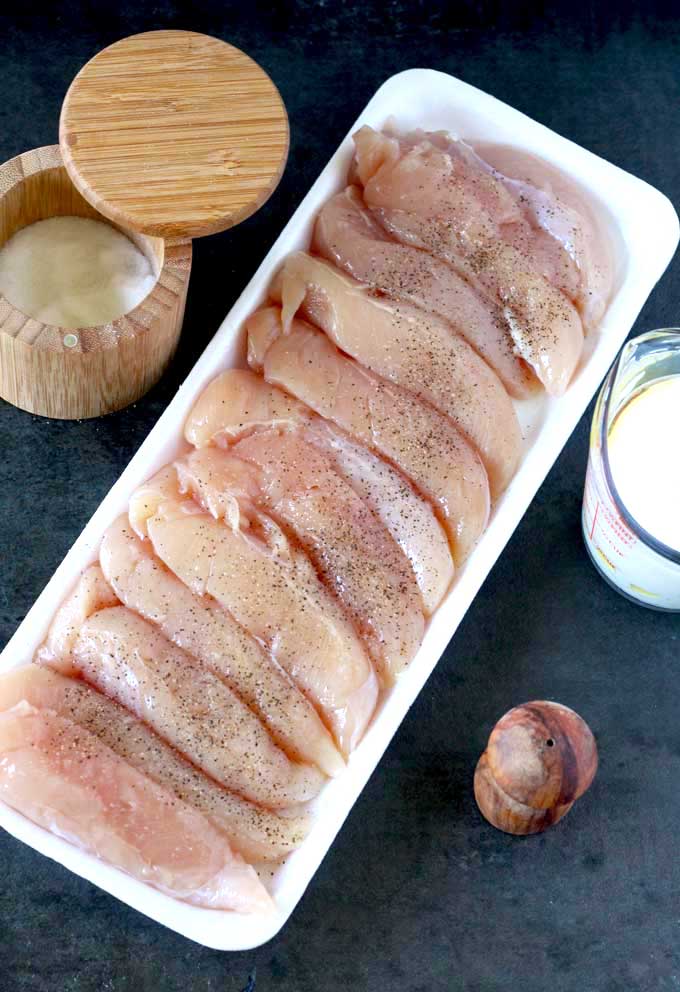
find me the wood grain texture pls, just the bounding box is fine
[0,145,191,420]
[474,700,598,835]
[59,30,290,239]
[474,752,574,836]
[486,701,598,808]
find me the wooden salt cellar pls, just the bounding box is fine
[0,30,289,419]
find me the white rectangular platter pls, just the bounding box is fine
[0,69,677,950]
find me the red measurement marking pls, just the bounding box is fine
[589,500,600,540]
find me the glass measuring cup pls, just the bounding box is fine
[582,329,680,610]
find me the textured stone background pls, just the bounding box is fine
[1,3,680,990]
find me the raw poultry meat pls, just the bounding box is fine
[3,117,612,914]
[37,564,118,667]
[270,250,522,496]
[313,185,536,398]
[352,126,585,308]
[471,141,613,329]
[41,599,323,810]
[176,440,425,684]
[183,370,454,614]
[247,306,490,564]
[131,467,378,755]
[303,419,453,614]
[100,515,343,776]
[0,699,272,912]
[0,665,307,863]
[185,368,313,450]
[351,126,585,395]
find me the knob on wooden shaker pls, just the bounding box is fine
[474,701,598,835]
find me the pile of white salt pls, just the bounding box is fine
[0,216,157,329]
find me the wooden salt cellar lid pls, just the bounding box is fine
[60,30,290,239]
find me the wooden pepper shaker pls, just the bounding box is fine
[474,701,598,835]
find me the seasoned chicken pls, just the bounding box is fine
[303,419,453,614]
[351,128,584,395]
[313,186,535,398]
[131,467,378,756]
[247,307,490,564]
[100,515,343,776]
[36,564,119,667]
[0,665,308,863]
[0,699,272,912]
[184,368,312,450]
[271,251,522,496]
[41,602,323,810]
[177,441,425,684]
[471,141,613,330]
[183,371,454,614]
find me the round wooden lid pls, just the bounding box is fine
[59,30,289,239]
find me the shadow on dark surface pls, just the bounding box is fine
[1,3,680,991]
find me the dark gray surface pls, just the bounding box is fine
[1,4,680,990]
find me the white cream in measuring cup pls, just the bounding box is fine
[583,329,680,610]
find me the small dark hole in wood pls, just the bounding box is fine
[546,739,555,747]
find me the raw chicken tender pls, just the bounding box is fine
[132,467,378,756]
[183,371,454,614]
[42,602,323,809]
[313,186,535,398]
[271,251,522,495]
[185,368,313,450]
[100,516,343,776]
[247,307,490,564]
[471,141,613,329]
[36,564,118,668]
[177,441,425,684]
[304,419,453,614]
[0,700,272,912]
[354,125,589,309]
[351,128,584,395]
[0,665,307,863]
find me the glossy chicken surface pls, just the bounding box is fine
[183,370,454,614]
[271,251,521,495]
[0,697,272,912]
[100,515,342,776]
[0,666,307,864]
[247,306,490,564]
[1,123,610,914]
[134,467,378,756]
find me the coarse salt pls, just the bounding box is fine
[0,216,157,329]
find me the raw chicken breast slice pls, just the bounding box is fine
[100,516,343,776]
[0,666,307,863]
[185,368,312,450]
[41,603,323,810]
[177,442,425,684]
[351,129,584,396]
[271,251,522,496]
[36,564,119,667]
[358,126,586,311]
[471,142,614,330]
[183,370,453,614]
[313,186,535,399]
[304,420,453,615]
[133,467,378,755]
[129,465,184,540]
[0,700,272,912]
[247,307,490,564]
